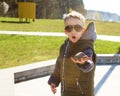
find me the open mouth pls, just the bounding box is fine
[72,36,76,39]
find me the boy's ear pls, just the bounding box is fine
[64,30,67,34]
[82,27,86,32]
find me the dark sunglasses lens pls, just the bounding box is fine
[74,25,82,32]
[65,25,73,32]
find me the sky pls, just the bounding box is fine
[83,0,120,15]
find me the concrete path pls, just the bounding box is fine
[0,31,120,42]
[97,35,120,42]
[15,64,120,96]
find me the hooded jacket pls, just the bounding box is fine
[48,22,97,96]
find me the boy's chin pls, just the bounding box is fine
[70,39,79,43]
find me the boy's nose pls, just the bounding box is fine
[71,28,77,33]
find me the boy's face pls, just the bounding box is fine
[64,17,85,43]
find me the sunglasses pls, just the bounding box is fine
[65,24,83,32]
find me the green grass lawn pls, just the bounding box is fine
[0,17,64,32]
[0,35,65,68]
[0,17,120,36]
[0,35,120,69]
[0,17,120,69]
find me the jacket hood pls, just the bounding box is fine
[81,22,97,42]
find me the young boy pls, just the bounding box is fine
[48,11,97,96]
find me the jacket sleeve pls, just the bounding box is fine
[76,48,94,73]
[48,56,61,87]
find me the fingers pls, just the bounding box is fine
[71,57,91,64]
[71,57,77,63]
[50,83,57,94]
[83,57,91,61]
[77,58,85,64]
[71,57,83,64]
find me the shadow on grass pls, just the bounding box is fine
[0,20,30,24]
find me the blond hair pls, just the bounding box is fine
[63,11,85,26]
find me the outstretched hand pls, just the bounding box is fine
[71,56,91,64]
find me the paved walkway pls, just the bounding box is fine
[0,31,120,42]
[15,64,120,96]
